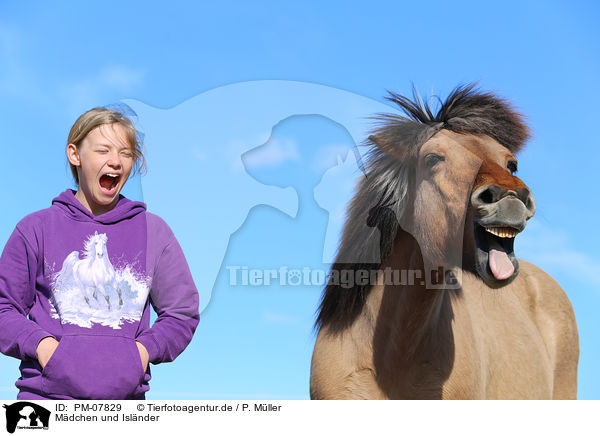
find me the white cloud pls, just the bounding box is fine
[59,66,145,115]
[99,66,144,90]
[0,24,144,114]
[192,148,207,161]
[227,141,253,173]
[242,138,299,169]
[262,310,299,325]
[517,220,600,288]
[312,143,357,174]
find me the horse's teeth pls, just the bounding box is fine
[485,226,518,238]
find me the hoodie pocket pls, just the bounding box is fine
[41,334,145,399]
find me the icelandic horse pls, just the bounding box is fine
[310,84,578,399]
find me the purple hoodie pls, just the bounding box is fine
[0,190,200,400]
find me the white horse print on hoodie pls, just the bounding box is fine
[49,232,150,329]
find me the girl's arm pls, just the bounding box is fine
[135,230,200,364]
[0,225,55,362]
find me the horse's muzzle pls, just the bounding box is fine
[471,185,535,231]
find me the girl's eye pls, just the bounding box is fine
[96,149,108,154]
[425,153,445,169]
[507,160,518,174]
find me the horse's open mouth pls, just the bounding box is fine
[473,222,521,287]
[99,174,121,194]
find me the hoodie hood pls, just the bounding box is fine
[52,189,147,224]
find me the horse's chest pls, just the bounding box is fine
[444,291,554,399]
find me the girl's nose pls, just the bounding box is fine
[107,151,122,168]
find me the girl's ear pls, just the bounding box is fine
[66,143,81,166]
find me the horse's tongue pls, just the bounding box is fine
[489,248,514,280]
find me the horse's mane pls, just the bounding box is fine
[315,83,531,333]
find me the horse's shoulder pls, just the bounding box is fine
[516,260,571,308]
[516,261,579,378]
[515,259,577,337]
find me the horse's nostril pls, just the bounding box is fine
[479,188,494,204]
[525,194,536,215]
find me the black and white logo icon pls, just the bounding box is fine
[3,402,50,433]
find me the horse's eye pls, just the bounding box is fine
[507,160,518,174]
[425,153,445,169]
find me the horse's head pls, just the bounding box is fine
[85,231,108,259]
[409,130,535,287]
[94,237,104,258]
[368,84,533,288]
[316,84,535,331]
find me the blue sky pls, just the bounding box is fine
[0,1,598,399]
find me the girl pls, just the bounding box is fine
[0,107,200,400]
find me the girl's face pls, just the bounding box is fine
[67,123,134,215]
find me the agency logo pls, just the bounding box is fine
[2,402,50,433]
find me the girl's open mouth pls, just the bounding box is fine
[99,174,121,194]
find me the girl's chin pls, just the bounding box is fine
[93,189,121,206]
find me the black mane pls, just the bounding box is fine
[315,83,531,333]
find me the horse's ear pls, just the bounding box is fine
[369,121,441,162]
[94,231,98,236]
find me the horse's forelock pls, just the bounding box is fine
[379,83,530,155]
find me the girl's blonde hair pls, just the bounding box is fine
[67,106,147,184]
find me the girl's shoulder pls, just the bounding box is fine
[15,205,54,234]
[145,212,176,243]
[6,206,55,253]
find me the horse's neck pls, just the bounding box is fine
[372,230,454,364]
[98,255,114,272]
